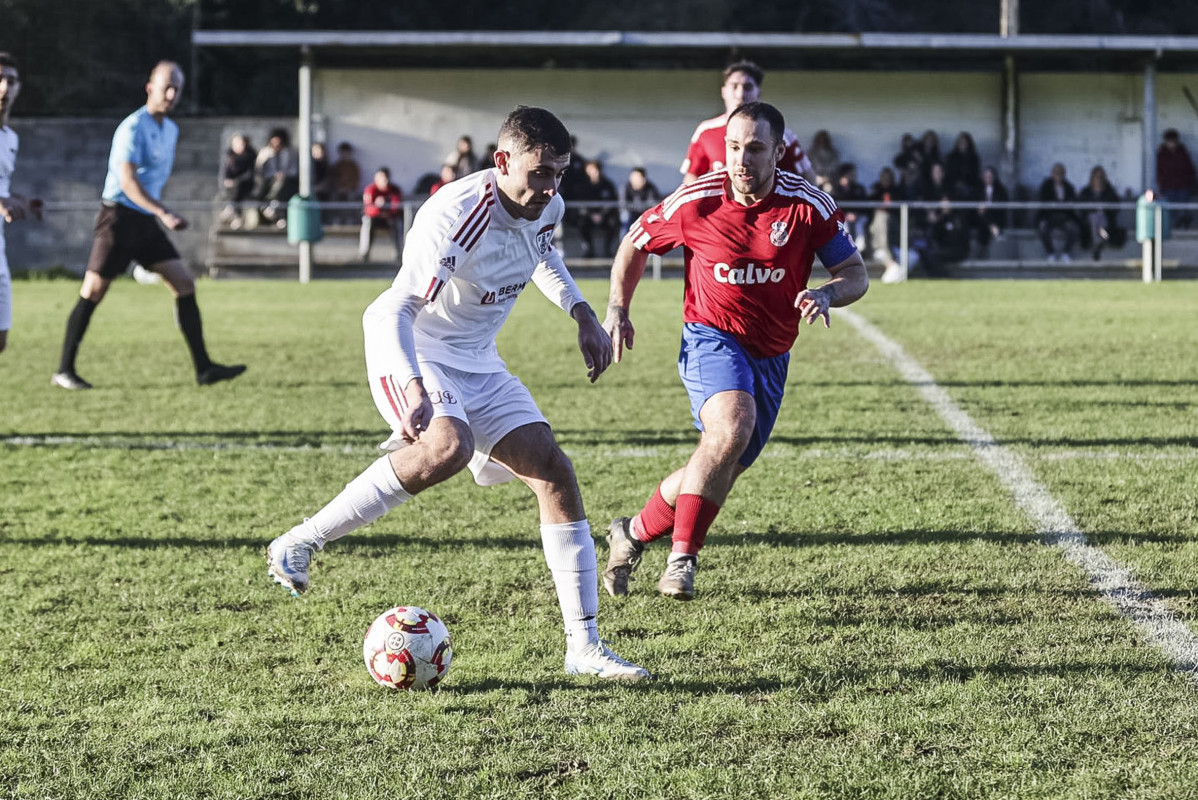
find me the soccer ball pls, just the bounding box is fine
[363,605,453,690]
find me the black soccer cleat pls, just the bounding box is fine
[196,363,247,386]
[51,371,94,391]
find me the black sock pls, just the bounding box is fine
[175,293,212,373]
[58,297,98,375]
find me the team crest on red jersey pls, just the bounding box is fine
[769,221,790,247]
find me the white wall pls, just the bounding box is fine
[315,67,1198,197]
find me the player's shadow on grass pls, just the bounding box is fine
[557,428,964,449]
[706,528,1043,548]
[12,429,386,448]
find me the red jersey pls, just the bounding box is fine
[629,170,844,358]
[681,113,812,178]
[364,183,403,218]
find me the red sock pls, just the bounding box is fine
[671,494,721,556]
[631,484,675,543]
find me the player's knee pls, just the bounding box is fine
[428,431,474,475]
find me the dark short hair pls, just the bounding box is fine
[497,106,571,158]
[723,60,764,87]
[376,167,391,178]
[1164,128,1181,142]
[727,101,786,147]
[0,52,17,71]
[268,127,290,146]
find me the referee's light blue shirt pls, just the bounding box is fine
[101,106,178,215]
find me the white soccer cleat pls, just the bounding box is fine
[565,641,651,681]
[266,530,315,597]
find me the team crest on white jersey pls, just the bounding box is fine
[535,224,555,256]
[769,221,790,247]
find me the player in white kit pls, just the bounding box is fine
[0,52,43,354]
[267,106,649,681]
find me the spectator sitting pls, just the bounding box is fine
[1036,162,1080,262]
[359,167,403,262]
[1156,128,1196,228]
[893,132,923,174]
[918,129,942,184]
[330,141,362,224]
[922,161,970,270]
[944,131,982,197]
[429,163,457,195]
[867,166,917,283]
[577,159,620,258]
[445,135,478,179]
[1078,165,1126,260]
[830,162,868,250]
[218,132,255,229]
[310,142,333,205]
[807,129,840,193]
[619,166,662,237]
[255,127,299,227]
[973,166,1010,252]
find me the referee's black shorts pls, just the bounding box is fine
[86,202,181,280]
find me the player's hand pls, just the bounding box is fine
[400,380,434,442]
[602,305,635,364]
[0,198,26,222]
[160,211,188,231]
[794,286,832,329]
[575,304,612,383]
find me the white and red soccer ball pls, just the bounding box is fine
[363,605,453,690]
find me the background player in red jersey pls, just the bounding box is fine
[604,101,868,600]
[681,60,816,186]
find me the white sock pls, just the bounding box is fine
[540,520,600,653]
[293,455,412,550]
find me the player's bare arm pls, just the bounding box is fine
[117,162,187,230]
[794,251,870,328]
[571,302,612,383]
[603,237,650,363]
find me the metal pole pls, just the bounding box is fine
[298,45,313,284]
[1154,203,1163,282]
[1143,58,1158,195]
[899,203,909,277]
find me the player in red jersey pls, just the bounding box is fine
[681,60,815,186]
[603,101,868,600]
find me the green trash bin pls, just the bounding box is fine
[286,195,324,245]
[1135,194,1171,243]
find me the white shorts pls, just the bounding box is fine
[368,360,548,486]
[0,244,11,332]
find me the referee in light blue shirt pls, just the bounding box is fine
[51,60,245,390]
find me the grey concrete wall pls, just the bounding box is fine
[3,116,292,273]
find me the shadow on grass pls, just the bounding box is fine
[439,658,1174,697]
[707,529,1043,548]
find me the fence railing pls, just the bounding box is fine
[8,197,1196,283]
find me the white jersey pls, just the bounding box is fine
[364,168,585,381]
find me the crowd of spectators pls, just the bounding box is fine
[215,124,1198,272]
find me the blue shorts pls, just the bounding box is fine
[678,323,789,467]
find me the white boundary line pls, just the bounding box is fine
[841,308,1198,679]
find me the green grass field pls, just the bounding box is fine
[2,276,1197,800]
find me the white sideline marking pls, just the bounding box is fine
[840,308,1198,679]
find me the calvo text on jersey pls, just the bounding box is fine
[480,280,527,305]
[712,262,786,285]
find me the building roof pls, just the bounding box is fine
[192,30,1198,71]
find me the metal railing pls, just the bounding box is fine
[9,197,1196,283]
